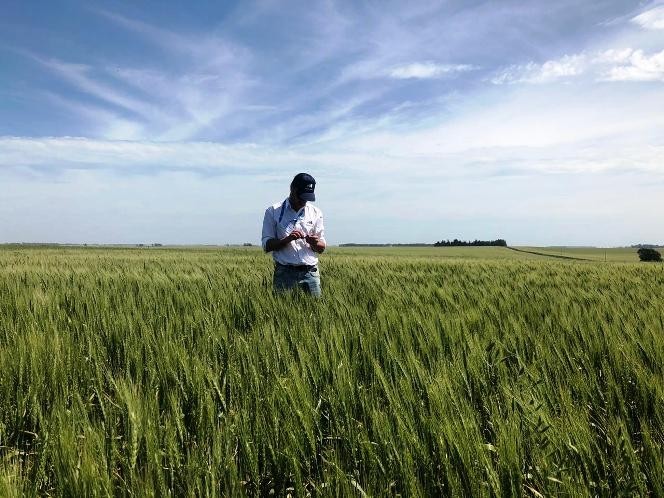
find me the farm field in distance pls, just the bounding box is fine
[319,245,648,262]
[0,246,663,496]
[513,246,654,262]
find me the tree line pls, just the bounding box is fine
[434,239,507,247]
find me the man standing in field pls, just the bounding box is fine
[262,173,326,296]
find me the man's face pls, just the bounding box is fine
[290,186,307,207]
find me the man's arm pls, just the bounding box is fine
[265,231,305,253]
[261,207,277,252]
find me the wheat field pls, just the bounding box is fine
[0,246,662,496]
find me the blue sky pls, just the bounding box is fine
[1,0,663,245]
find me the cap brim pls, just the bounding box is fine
[299,192,315,201]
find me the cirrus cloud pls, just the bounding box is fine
[632,5,664,30]
[388,62,477,79]
[491,55,587,84]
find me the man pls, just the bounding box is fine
[261,173,326,296]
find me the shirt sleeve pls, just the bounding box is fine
[314,210,325,243]
[261,207,276,250]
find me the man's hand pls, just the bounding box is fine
[287,230,305,241]
[265,230,305,252]
[265,231,324,253]
[306,235,326,253]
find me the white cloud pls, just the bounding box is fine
[492,54,587,84]
[1,134,662,246]
[333,78,664,178]
[388,62,476,79]
[632,5,664,30]
[600,49,664,82]
[340,60,476,82]
[593,48,635,64]
[494,48,664,84]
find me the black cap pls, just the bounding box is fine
[291,173,316,201]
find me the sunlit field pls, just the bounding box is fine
[0,246,662,496]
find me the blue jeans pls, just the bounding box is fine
[273,264,322,297]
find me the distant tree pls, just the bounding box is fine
[243,242,253,247]
[637,248,662,262]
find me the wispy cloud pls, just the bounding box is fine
[632,5,664,30]
[388,62,477,79]
[492,48,664,84]
[41,91,146,140]
[32,55,167,122]
[96,10,246,68]
[0,137,278,173]
[491,54,588,84]
[3,100,663,179]
[16,10,255,142]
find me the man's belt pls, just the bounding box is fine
[275,262,317,271]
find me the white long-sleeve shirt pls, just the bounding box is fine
[261,198,325,266]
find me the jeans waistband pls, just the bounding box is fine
[275,262,317,271]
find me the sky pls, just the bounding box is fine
[1,0,663,246]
